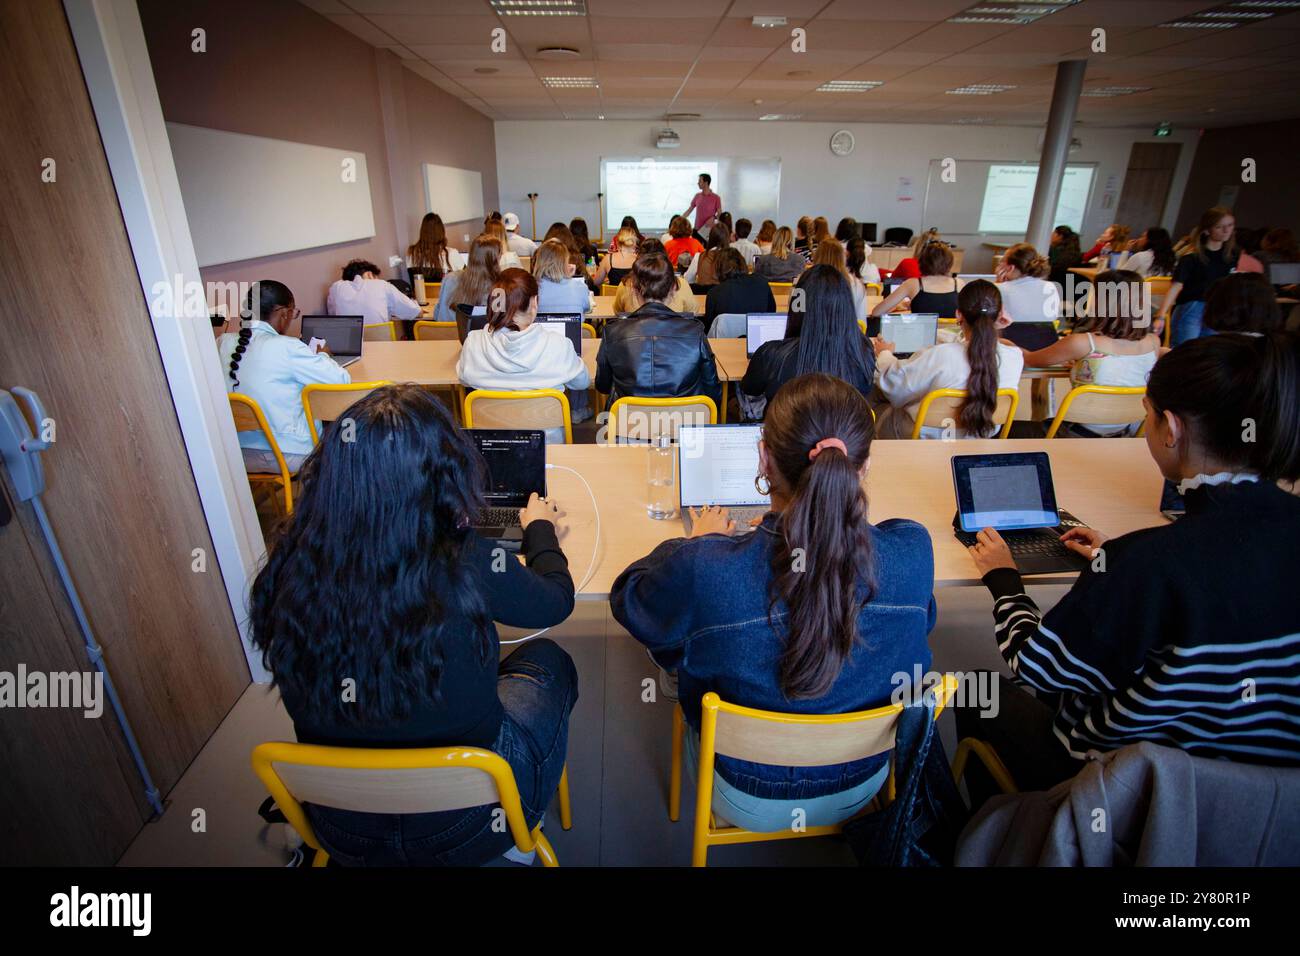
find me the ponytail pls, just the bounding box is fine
[957,279,1002,437]
[761,374,876,700]
[1148,332,1300,483]
[1004,243,1049,278]
[230,279,293,390]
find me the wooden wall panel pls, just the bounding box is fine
[0,0,250,861]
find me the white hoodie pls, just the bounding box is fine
[456,323,590,393]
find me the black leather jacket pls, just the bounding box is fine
[595,302,722,407]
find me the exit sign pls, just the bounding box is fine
[1154,123,1172,137]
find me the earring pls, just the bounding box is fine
[755,474,772,496]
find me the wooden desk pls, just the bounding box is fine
[544,438,1164,597]
[351,339,600,386]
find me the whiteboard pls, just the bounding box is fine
[422,163,485,224]
[922,159,1097,236]
[600,156,781,234]
[166,123,376,267]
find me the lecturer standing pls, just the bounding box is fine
[682,173,722,243]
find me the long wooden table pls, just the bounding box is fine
[543,438,1164,598]
[420,293,892,321]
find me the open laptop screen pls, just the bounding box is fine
[679,424,768,509]
[746,313,787,356]
[471,429,546,508]
[300,314,363,359]
[952,452,1059,532]
[879,313,939,355]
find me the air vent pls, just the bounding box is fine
[536,46,582,58]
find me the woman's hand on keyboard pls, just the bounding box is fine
[1060,526,1106,559]
[967,528,1016,575]
[521,492,566,540]
[688,506,734,538]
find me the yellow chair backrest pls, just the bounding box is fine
[581,322,597,339]
[857,318,866,334]
[606,395,718,445]
[912,388,1019,439]
[413,320,459,341]
[302,382,393,444]
[363,322,397,342]
[865,282,883,296]
[600,283,620,297]
[463,388,572,444]
[228,393,293,514]
[1045,385,1147,439]
[519,257,532,274]
[251,741,560,867]
[769,282,793,293]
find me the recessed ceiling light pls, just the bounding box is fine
[786,70,812,77]
[536,46,582,58]
[817,80,884,92]
[759,114,803,120]
[948,0,1079,25]
[1082,86,1152,97]
[474,67,500,75]
[490,0,587,15]
[947,83,1017,95]
[752,16,788,27]
[1158,1,1300,29]
[542,76,597,88]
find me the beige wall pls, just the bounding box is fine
[138,0,498,313]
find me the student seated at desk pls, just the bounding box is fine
[872,279,1023,440]
[995,243,1062,350]
[250,385,578,866]
[752,226,806,282]
[755,219,776,255]
[1117,226,1176,278]
[434,235,500,328]
[481,219,523,271]
[683,221,732,289]
[407,212,465,281]
[606,216,643,255]
[611,238,697,316]
[1203,272,1284,335]
[664,216,704,273]
[961,333,1300,806]
[532,240,593,315]
[847,237,881,286]
[218,280,350,473]
[739,265,875,420]
[327,259,422,329]
[595,252,720,407]
[704,248,775,330]
[456,269,590,443]
[1047,225,1082,287]
[812,238,869,320]
[1020,269,1160,437]
[592,227,639,287]
[611,373,935,832]
[871,241,961,321]
[731,218,760,265]
[889,228,942,282]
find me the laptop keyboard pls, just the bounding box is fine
[476,506,521,529]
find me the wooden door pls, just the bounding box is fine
[0,0,250,864]
[1116,142,1183,231]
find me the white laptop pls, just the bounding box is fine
[879,312,939,358]
[745,312,787,356]
[679,424,770,536]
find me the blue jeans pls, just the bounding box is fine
[1170,300,1212,346]
[305,639,578,866]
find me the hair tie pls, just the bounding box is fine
[808,438,847,461]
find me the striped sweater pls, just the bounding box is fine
[982,478,1300,765]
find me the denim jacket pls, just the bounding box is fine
[611,514,936,800]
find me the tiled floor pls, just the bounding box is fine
[120,586,1058,867]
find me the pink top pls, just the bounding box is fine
[686,191,722,231]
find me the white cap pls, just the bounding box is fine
[503,212,520,231]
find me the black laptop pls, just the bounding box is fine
[465,311,582,354]
[951,452,1089,575]
[469,429,546,551]
[300,314,363,367]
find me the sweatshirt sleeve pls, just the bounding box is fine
[480,521,575,629]
[609,537,697,668]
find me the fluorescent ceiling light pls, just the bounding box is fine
[1082,86,1152,97]
[1158,1,1300,28]
[948,0,1079,24]
[490,0,587,15]
[752,16,788,27]
[759,113,803,120]
[816,80,883,92]
[542,76,597,87]
[947,83,1017,95]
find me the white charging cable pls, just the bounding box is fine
[500,462,601,645]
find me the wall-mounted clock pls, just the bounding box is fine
[830,129,855,157]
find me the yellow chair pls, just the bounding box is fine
[768,282,794,294]
[363,322,398,342]
[670,675,958,867]
[413,320,459,341]
[251,741,572,867]
[1045,384,1147,439]
[950,738,1019,796]
[228,393,294,514]
[865,282,883,296]
[463,388,572,444]
[857,318,867,334]
[910,388,1019,440]
[581,322,597,339]
[302,381,393,444]
[519,257,532,274]
[600,283,620,297]
[606,394,717,445]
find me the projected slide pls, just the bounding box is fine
[603,160,720,232]
[977,164,1095,234]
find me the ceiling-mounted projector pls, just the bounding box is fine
[655,127,681,149]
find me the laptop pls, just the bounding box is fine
[300,314,363,368]
[468,429,546,551]
[679,424,770,536]
[950,452,1089,575]
[878,313,939,358]
[1267,262,1300,285]
[745,312,787,356]
[1160,478,1185,521]
[466,311,582,354]
[454,303,488,343]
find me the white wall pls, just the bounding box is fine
[495,120,1200,273]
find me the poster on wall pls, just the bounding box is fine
[897,176,915,203]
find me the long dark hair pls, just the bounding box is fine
[1144,227,1176,275]
[763,373,876,699]
[1077,269,1150,340]
[1148,332,1300,483]
[956,280,1002,437]
[790,266,874,398]
[407,212,450,274]
[229,280,293,389]
[250,385,491,725]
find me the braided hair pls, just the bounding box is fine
[230,280,293,389]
